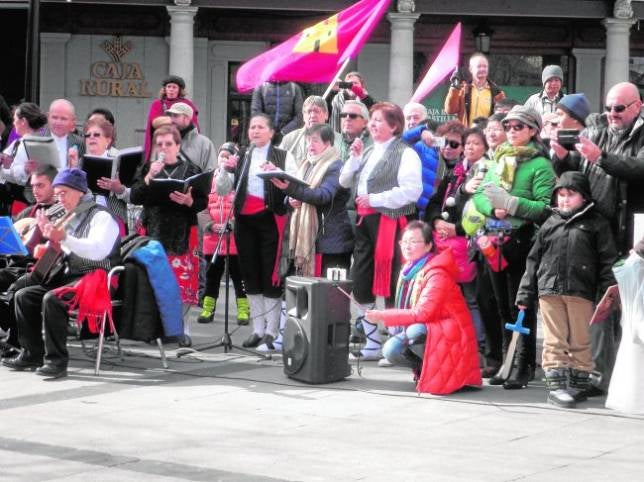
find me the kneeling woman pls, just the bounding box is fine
[367,221,482,395]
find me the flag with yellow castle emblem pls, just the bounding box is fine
[236,0,391,92]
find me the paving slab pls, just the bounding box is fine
[0,306,642,482]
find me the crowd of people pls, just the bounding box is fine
[0,55,642,415]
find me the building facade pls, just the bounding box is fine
[1,0,643,148]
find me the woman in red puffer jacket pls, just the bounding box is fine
[367,220,481,395]
[197,143,249,325]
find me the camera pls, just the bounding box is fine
[557,129,580,150]
[337,81,353,89]
[431,136,446,148]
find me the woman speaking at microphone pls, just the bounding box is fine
[216,113,296,350]
[130,125,207,313]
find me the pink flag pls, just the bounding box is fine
[235,0,392,93]
[410,23,462,103]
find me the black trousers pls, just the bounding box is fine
[320,252,352,275]
[0,266,27,347]
[351,213,405,306]
[235,210,282,298]
[14,272,79,367]
[204,254,246,299]
[485,224,537,370]
[476,258,502,367]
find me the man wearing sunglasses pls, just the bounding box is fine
[552,81,644,397]
[334,100,372,163]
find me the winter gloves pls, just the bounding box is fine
[484,184,519,216]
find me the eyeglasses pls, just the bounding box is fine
[503,123,527,132]
[485,127,504,133]
[399,239,425,246]
[339,113,361,120]
[444,140,462,149]
[604,101,637,113]
[84,132,102,138]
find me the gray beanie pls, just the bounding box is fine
[502,105,543,131]
[542,65,564,85]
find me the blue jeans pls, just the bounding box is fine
[382,323,427,367]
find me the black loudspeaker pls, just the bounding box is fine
[283,276,352,384]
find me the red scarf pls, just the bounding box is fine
[271,214,288,286]
[372,215,407,298]
[52,270,114,334]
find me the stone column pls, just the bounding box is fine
[602,17,636,93]
[387,12,420,107]
[166,5,198,94]
[572,48,605,111]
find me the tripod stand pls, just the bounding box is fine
[177,147,269,359]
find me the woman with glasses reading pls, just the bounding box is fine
[69,119,131,233]
[472,105,555,389]
[339,102,422,360]
[365,220,481,394]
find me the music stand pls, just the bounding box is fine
[176,149,269,359]
[0,217,28,256]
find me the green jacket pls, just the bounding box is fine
[472,143,555,228]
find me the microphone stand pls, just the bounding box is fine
[177,145,269,359]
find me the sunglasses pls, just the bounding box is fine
[503,123,527,132]
[604,101,637,113]
[84,132,102,138]
[339,113,361,119]
[444,140,462,149]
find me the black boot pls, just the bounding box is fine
[569,368,592,403]
[402,348,422,382]
[503,361,532,390]
[545,368,575,408]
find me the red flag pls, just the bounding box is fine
[411,23,462,103]
[235,0,392,93]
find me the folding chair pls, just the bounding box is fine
[92,265,168,375]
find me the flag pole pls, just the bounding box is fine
[322,57,351,102]
[286,58,351,157]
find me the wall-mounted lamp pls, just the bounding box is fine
[473,21,494,54]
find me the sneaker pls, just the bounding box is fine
[255,334,275,352]
[349,348,382,361]
[547,389,576,408]
[378,358,394,367]
[236,298,250,326]
[197,296,216,324]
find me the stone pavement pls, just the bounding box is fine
[0,305,642,482]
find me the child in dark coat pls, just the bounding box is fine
[516,171,617,408]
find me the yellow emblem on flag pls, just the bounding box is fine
[293,14,339,54]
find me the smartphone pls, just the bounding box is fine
[557,129,580,150]
[431,136,446,148]
[337,81,353,89]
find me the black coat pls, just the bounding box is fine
[516,202,618,307]
[284,159,354,254]
[553,113,644,255]
[130,156,207,255]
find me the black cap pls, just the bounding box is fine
[162,75,186,90]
